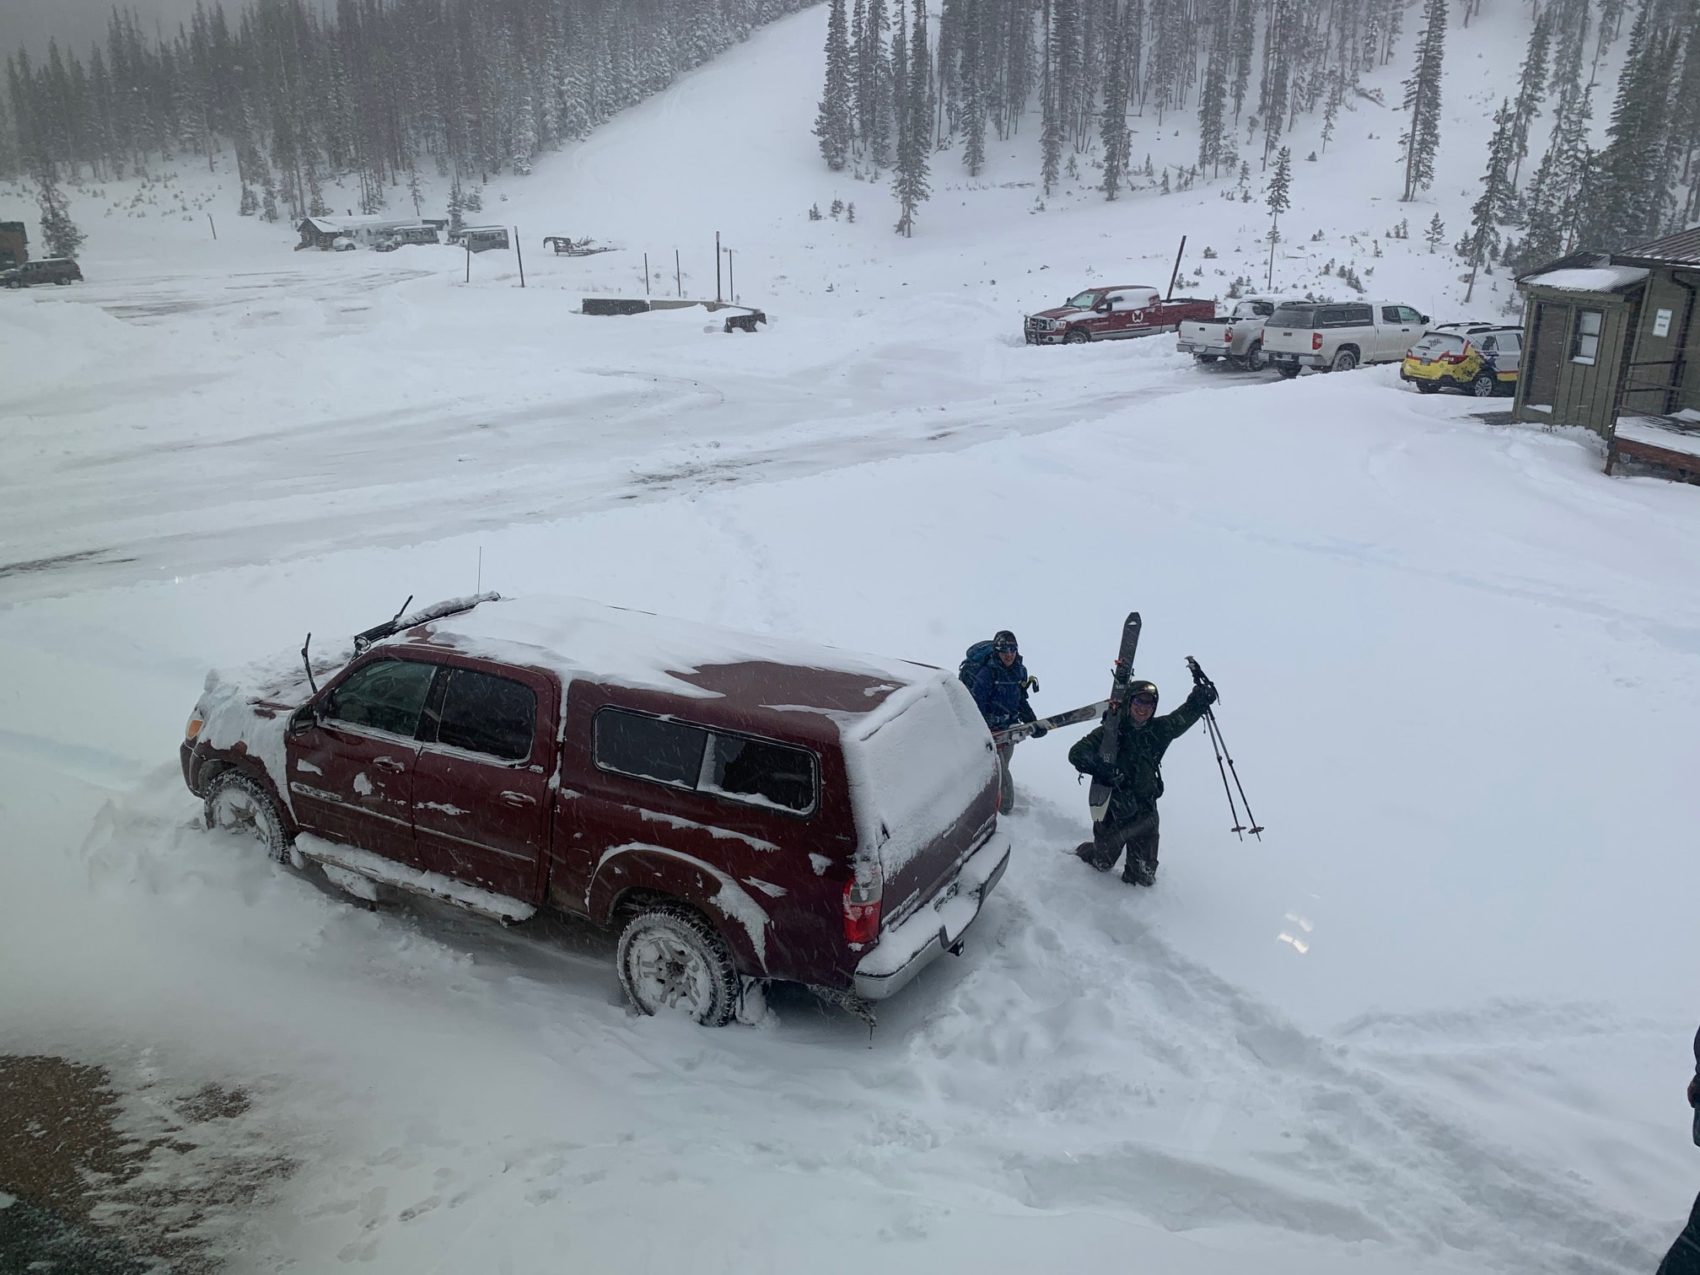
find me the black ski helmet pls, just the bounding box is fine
[992,630,1019,652]
[1127,679,1159,706]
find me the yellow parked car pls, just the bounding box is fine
[1401,325,1522,397]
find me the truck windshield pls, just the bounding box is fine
[1066,291,1100,309]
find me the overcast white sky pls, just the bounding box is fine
[2,0,244,59]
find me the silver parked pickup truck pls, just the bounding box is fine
[1262,300,1430,377]
[1176,296,1298,370]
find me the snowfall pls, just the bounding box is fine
[2,5,1698,1273]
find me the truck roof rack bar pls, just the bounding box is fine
[353,591,501,653]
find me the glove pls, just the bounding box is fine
[1030,723,1048,739]
[1188,683,1219,708]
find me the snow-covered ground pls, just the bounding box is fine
[2,7,1698,1273]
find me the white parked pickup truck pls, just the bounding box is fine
[1175,296,1301,370]
[1262,300,1430,377]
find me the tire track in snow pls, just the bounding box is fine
[885,797,1663,1274]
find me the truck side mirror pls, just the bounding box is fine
[1094,300,1109,313]
[288,703,319,736]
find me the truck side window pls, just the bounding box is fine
[594,709,708,788]
[701,734,817,814]
[433,668,536,761]
[324,659,438,738]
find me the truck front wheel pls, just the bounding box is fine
[617,905,739,1026]
[1276,364,1301,379]
[1195,353,1219,364]
[204,769,292,863]
[1064,327,1091,344]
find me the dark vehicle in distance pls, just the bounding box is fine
[1,257,82,287]
[181,593,1010,1025]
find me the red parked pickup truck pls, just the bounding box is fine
[180,593,1010,1026]
[1024,285,1216,344]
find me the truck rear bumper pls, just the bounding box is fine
[854,830,1011,1001]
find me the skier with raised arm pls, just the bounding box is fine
[1067,676,1216,886]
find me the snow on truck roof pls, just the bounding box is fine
[394,593,942,739]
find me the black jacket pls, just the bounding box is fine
[1068,690,1210,817]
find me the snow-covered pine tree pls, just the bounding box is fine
[1101,1,1133,198]
[1583,0,1679,249]
[1674,5,1700,225]
[1399,0,1446,201]
[816,0,854,170]
[1039,0,1062,195]
[1426,212,1445,253]
[1320,69,1341,155]
[34,166,85,258]
[447,174,465,237]
[892,0,931,235]
[1509,13,1551,190]
[1229,0,1257,122]
[1265,143,1291,287]
[1461,99,1518,302]
[1198,16,1230,177]
[959,4,987,176]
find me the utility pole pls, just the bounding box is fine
[674,249,681,298]
[207,213,217,241]
[514,226,525,287]
[643,252,650,296]
[725,249,735,304]
[715,230,722,303]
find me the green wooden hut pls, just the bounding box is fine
[1514,228,1700,435]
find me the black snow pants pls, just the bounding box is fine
[1659,1192,1700,1275]
[1078,806,1160,880]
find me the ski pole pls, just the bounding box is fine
[1203,706,1245,839]
[1209,709,1264,839]
[1187,657,1264,841]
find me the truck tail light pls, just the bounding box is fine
[843,860,883,946]
[1311,331,1323,351]
[1222,327,1234,343]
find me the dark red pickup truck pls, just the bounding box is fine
[1024,285,1216,345]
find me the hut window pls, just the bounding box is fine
[1571,310,1602,365]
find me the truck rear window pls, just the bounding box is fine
[593,707,817,815]
[1269,305,1315,327]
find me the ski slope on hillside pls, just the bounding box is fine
[2,6,1698,1274]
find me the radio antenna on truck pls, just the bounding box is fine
[300,633,319,695]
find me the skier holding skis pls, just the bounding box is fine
[966,630,1045,815]
[1658,1024,1700,1275]
[1067,677,1216,886]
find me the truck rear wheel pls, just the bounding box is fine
[1064,328,1090,344]
[1245,342,1266,372]
[1330,348,1359,373]
[1195,353,1219,364]
[1276,364,1300,379]
[617,905,739,1026]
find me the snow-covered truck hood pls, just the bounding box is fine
[1029,304,1089,321]
[193,644,350,812]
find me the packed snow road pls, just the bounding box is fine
[0,267,1273,602]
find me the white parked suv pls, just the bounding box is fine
[1263,300,1430,377]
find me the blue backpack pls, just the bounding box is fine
[958,639,999,691]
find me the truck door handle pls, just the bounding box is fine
[373,757,406,773]
[500,791,537,808]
